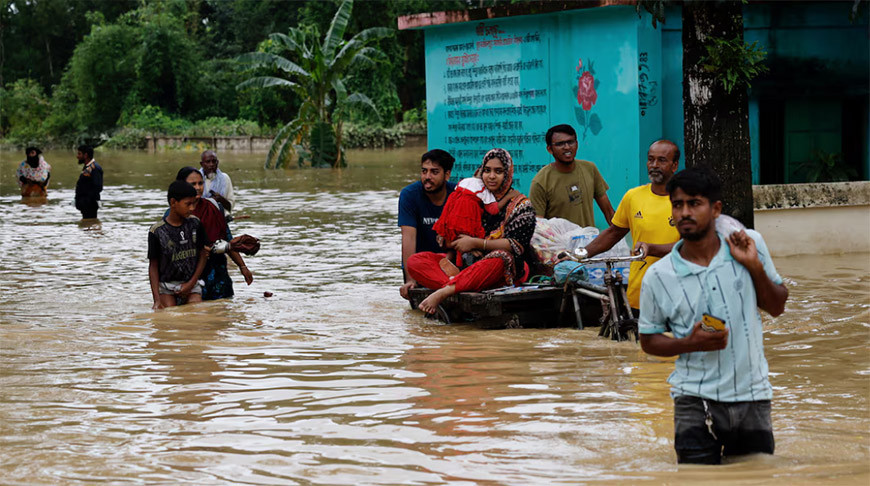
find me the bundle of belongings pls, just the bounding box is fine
[531,217,631,285]
[230,234,260,255]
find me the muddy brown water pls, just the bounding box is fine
[1,149,868,484]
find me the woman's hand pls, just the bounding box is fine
[449,234,482,253]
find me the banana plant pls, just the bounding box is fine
[237,0,389,168]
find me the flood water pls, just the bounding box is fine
[1,148,868,485]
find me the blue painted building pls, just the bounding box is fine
[400,1,869,228]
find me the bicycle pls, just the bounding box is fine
[556,247,647,341]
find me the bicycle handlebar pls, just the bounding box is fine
[556,247,646,264]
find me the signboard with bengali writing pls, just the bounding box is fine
[427,18,550,195]
[425,7,661,228]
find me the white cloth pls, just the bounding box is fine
[202,170,234,214]
[457,177,496,205]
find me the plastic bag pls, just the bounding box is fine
[532,217,599,265]
[553,260,588,284]
[715,215,746,238]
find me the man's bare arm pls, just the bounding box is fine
[400,226,417,280]
[399,226,418,299]
[634,241,676,259]
[594,193,615,225]
[584,225,629,257]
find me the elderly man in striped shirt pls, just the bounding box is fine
[639,166,788,465]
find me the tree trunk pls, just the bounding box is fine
[682,1,754,228]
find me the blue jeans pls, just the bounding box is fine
[673,395,774,464]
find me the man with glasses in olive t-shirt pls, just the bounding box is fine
[530,124,615,227]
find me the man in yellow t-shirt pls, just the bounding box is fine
[582,140,681,313]
[530,124,615,227]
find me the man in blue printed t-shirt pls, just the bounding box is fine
[398,149,457,300]
[639,166,789,465]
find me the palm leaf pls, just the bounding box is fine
[332,46,381,74]
[347,26,392,46]
[345,92,379,119]
[323,0,353,57]
[274,138,299,169]
[266,119,304,168]
[332,78,348,103]
[236,76,298,91]
[331,29,391,68]
[236,52,308,77]
[269,32,304,54]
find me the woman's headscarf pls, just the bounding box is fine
[478,148,514,200]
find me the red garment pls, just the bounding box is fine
[432,186,485,242]
[193,198,227,243]
[407,252,529,293]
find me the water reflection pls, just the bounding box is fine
[0,150,867,484]
[20,195,49,207]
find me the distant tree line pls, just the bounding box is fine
[1,0,508,148]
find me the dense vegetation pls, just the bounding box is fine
[238,0,392,167]
[1,0,494,151]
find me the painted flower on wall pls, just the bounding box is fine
[577,71,597,110]
[573,57,602,139]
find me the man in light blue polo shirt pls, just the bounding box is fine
[639,166,788,465]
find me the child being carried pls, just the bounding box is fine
[432,176,499,274]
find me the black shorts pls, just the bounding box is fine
[673,395,774,464]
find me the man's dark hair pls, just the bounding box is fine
[652,139,680,163]
[176,166,202,181]
[545,124,577,146]
[167,180,197,204]
[77,145,94,159]
[421,149,455,172]
[666,166,723,203]
[25,146,42,155]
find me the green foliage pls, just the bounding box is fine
[37,2,214,138]
[128,10,203,115]
[104,106,273,148]
[122,105,192,135]
[798,149,859,183]
[635,0,667,28]
[342,124,405,149]
[64,21,140,132]
[402,101,427,125]
[1,0,469,148]
[238,0,391,168]
[103,128,150,150]
[0,0,137,90]
[700,36,769,94]
[190,118,269,137]
[0,79,51,145]
[301,121,345,168]
[42,71,90,145]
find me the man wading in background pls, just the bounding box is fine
[75,145,103,220]
[639,166,788,464]
[200,150,235,220]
